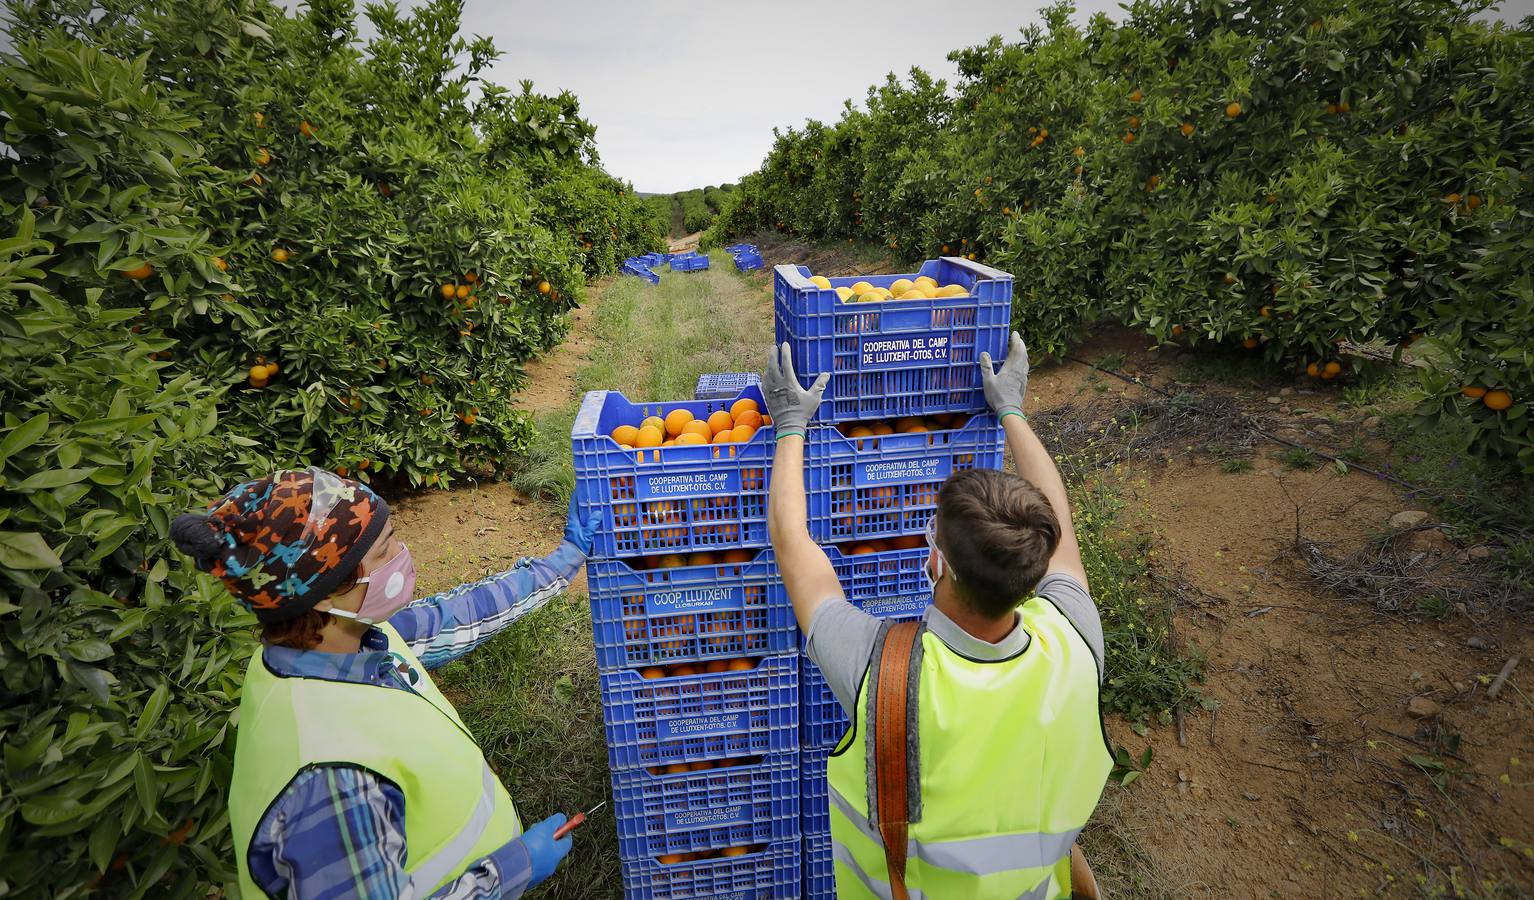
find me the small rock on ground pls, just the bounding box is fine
[1407,696,1441,719]
[1389,510,1432,530]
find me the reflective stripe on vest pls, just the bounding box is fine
[827,597,1113,900]
[229,623,522,899]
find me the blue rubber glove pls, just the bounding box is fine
[562,493,602,556]
[522,814,573,889]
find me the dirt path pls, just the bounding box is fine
[1031,331,1534,897]
[668,231,701,253]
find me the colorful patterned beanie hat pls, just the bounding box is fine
[170,467,390,624]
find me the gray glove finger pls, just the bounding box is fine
[778,343,797,385]
[809,371,830,401]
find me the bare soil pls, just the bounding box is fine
[1036,333,1534,897]
[398,270,1534,896]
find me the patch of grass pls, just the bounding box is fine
[433,597,619,900]
[1278,446,1320,470]
[1219,456,1254,474]
[1072,467,1203,726]
[1081,785,1185,899]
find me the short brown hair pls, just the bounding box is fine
[259,572,359,650]
[935,469,1061,619]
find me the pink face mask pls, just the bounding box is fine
[329,544,417,626]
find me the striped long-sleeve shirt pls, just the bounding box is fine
[245,540,584,899]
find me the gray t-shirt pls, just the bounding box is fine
[803,572,1104,717]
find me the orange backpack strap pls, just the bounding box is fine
[868,619,925,899]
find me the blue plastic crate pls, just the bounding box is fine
[801,545,933,747]
[598,654,799,772]
[804,827,833,900]
[724,243,758,254]
[612,750,800,859]
[671,252,710,273]
[733,249,764,272]
[774,258,1013,423]
[623,261,660,285]
[694,372,761,401]
[804,414,1004,544]
[587,550,796,671]
[801,748,830,835]
[572,387,774,560]
[619,838,799,900]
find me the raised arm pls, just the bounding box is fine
[980,332,1087,588]
[762,343,843,631]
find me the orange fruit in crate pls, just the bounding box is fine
[721,846,749,858]
[641,415,664,432]
[683,419,713,439]
[636,426,664,448]
[729,397,759,419]
[688,760,713,771]
[612,424,639,445]
[690,552,717,566]
[730,424,756,443]
[706,659,731,674]
[663,764,688,775]
[664,409,694,436]
[869,421,895,436]
[721,549,752,564]
[671,664,697,677]
[657,554,688,569]
[727,658,754,671]
[707,410,734,434]
[848,543,878,555]
[641,666,666,679]
[891,534,924,551]
[713,429,734,444]
[734,409,763,430]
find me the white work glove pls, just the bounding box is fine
[978,331,1030,420]
[762,343,829,437]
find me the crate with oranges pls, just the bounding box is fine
[802,411,1004,544]
[596,654,798,772]
[774,256,1014,422]
[612,750,799,863]
[620,837,800,899]
[587,548,797,670]
[572,386,775,559]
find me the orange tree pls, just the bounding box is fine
[708,0,1533,472]
[0,0,659,894]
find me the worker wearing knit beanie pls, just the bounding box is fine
[172,466,600,899]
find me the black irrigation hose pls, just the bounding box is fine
[1058,354,1530,540]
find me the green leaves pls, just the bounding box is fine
[0,531,62,569]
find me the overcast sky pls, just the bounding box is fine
[405,0,1126,193]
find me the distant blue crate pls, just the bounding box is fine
[572,387,773,560]
[773,257,1013,423]
[587,550,796,671]
[622,261,660,285]
[802,748,830,836]
[733,249,764,271]
[619,838,799,900]
[801,545,933,747]
[598,654,798,772]
[804,827,834,900]
[612,750,800,859]
[694,372,761,401]
[724,243,758,254]
[671,253,710,273]
[804,414,1004,544]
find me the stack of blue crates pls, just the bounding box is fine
[573,384,802,899]
[774,256,1014,899]
[725,243,764,271]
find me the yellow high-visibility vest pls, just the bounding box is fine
[229,623,521,898]
[827,597,1113,899]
